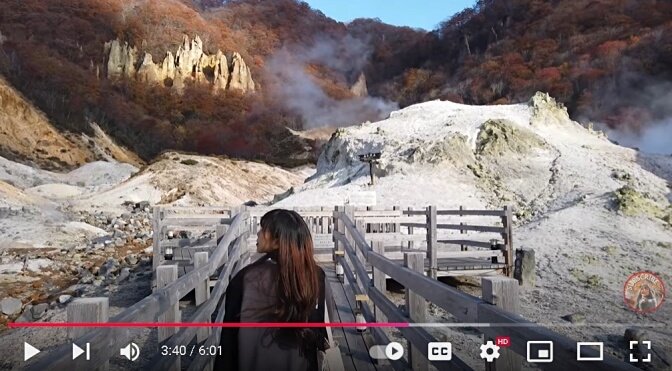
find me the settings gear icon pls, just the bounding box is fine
[480,341,501,362]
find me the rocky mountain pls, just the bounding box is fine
[2,0,671,165]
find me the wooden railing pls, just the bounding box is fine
[352,205,514,278]
[25,211,250,371]
[27,203,632,371]
[332,205,640,371]
[152,206,236,274]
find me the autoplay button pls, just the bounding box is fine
[385,342,404,360]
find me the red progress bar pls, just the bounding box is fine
[9,322,409,328]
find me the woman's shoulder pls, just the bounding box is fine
[235,258,277,281]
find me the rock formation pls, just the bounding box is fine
[350,72,368,97]
[105,39,138,79]
[103,35,255,93]
[228,52,255,91]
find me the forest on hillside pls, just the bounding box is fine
[360,0,672,133]
[0,0,352,164]
[0,0,671,165]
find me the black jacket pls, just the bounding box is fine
[214,255,335,371]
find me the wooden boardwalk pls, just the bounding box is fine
[27,204,642,371]
[323,264,391,371]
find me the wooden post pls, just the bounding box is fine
[501,206,514,277]
[407,207,414,250]
[481,277,522,371]
[355,219,367,263]
[152,207,163,273]
[216,224,228,245]
[308,214,314,233]
[426,206,437,280]
[372,241,387,329]
[459,205,466,251]
[372,239,387,366]
[194,251,210,343]
[404,252,429,371]
[67,298,109,371]
[355,219,368,292]
[392,206,400,236]
[369,161,375,185]
[344,205,355,242]
[333,206,344,261]
[355,295,369,333]
[321,206,328,234]
[156,265,181,371]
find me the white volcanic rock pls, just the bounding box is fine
[274,92,672,369]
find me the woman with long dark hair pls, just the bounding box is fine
[636,284,658,312]
[214,209,335,371]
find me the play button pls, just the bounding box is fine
[385,342,404,360]
[24,342,40,361]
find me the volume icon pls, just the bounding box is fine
[120,342,140,361]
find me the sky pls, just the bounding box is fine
[304,0,475,31]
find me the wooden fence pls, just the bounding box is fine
[351,205,514,278]
[152,204,514,277]
[23,204,640,371]
[25,211,251,371]
[332,205,640,371]
[152,206,236,274]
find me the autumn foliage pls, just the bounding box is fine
[0,0,347,164]
[1,0,672,164]
[360,0,672,132]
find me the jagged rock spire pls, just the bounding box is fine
[103,34,255,93]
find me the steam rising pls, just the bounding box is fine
[588,67,672,156]
[602,120,672,155]
[264,35,398,130]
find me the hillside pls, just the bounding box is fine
[1,0,672,166]
[0,0,389,167]
[359,0,672,136]
[0,76,142,170]
[0,149,306,250]
[275,92,672,369]
[71,151,307,214]
[0,147,308,357]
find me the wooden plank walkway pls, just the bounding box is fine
[39,206,640,371]
[321,264,388,371]
[158,256,387,368]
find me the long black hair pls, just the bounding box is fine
[259,209,321,349]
